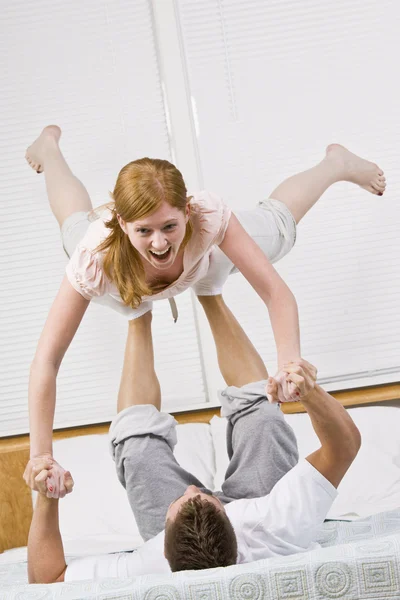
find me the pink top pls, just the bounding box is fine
[65,190,232,319]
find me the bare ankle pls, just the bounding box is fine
[129,311,153,328]
[325,144,385,195]
[25,125,62,174]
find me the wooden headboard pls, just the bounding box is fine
[1,383,399,554]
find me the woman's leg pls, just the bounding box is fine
[270,144,386,224]
[194,145,386,299]
[197,294,268,387]
[117,312,161,413]
[25,125,93,227]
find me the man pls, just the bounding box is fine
[27,296,361,583]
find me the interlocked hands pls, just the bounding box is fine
[23,453,74,499]
[266,359,317,403]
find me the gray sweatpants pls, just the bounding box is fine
[109,381,299,541]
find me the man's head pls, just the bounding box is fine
[164,485,238,572]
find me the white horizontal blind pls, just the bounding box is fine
[0,0,206,436]
[175,0,400,397]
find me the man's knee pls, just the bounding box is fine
[229,397,282,427]
[109,405,177,456]
[230,401,298,456]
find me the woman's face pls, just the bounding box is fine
[117,201,190,271]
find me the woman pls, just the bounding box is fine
[23,125,385,498]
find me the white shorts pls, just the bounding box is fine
[61,210,96,259]
[192,198,297,295]
[61,198,296,313]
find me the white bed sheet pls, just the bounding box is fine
[2,510,400,599]
[0,534,140,566]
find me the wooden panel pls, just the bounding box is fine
[0,447,32,554]
[1,383,399,553]
[282,383,400,414]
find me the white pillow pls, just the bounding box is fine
[210,405,400,520]
[210,414,231,492]
[324,406,400,518]
[42,422,215,554]
[173,422,216,491]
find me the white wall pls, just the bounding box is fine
[1,0,399,435]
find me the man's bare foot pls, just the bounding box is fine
[25,125,62,174]
[326,143,386,196]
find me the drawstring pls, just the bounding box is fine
[168,297,178,323]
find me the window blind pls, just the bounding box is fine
[1,0,206,436]
[175,0,400,396]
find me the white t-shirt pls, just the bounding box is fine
[65,459,337,581]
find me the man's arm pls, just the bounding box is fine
[301,385,361,487]
[28,495,67,583]
[219,214,301,367]
[27,461,73,583]
[282,361,361,488]
[29,494,169,583]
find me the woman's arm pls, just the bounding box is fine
[218,213,301,367]
[26,276,90,487]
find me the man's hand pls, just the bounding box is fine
[266,359,317,403]
[23,455,74,499]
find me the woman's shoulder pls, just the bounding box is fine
[189,189,227,213]
[78,207,114,253]
[65,207,115,299]
[188,190,232,246]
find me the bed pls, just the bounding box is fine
[1,383,400,599]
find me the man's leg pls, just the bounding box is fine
[111,312,210,541]
[217,384,299,503]
[117,312,161,413]
[198,295,298,502]
[197,294,268,387]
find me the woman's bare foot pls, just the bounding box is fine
[25,125,62,174]
[326,143,386,196]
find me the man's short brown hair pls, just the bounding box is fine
[164,496,238,572]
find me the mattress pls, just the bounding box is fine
[1,508,400,599]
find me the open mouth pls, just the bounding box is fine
[148,246,172,262]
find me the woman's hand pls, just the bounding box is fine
[23,454,74,499]
[266,359,317,403]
